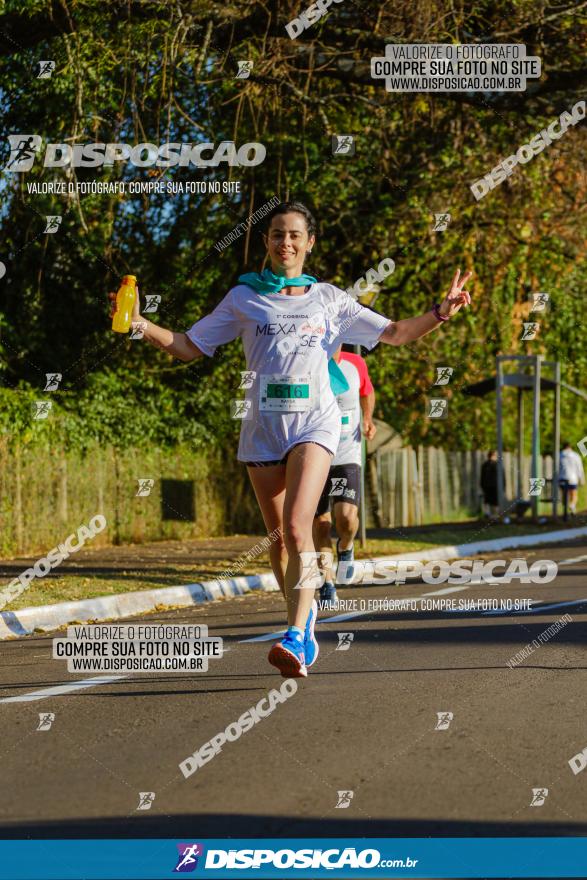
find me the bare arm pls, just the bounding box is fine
[109,287,203,362]
[380,311,443,346]
[380,268,472,346]
[139,318,204,362]
[360,391,376,440]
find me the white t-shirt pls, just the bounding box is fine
[332,353,372,467]
[186,282,390,462]
[559,449,585,485]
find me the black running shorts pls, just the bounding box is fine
[315,463,361,516]
[244,442,333,468]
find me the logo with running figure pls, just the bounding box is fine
[295,551,326,591]
[336,633,354,651]
[530,787,548,806]
[136,478,155,497]
[35,60,56,79]
[236,61,254,79]
[143,294,161,314]
[435,711,454,730]
[521,322,540,341]
[231,399,252,420]
[174,843,204,872]
[130,320,147,339]
[44,373,62,391]
[434,366,454,386]
[335,790,354,808]
[530,292,550,312]
[32,400,52,420]
[44,215,62,233]
[239,371,256,389]
[332,135,355,156]
[36,712,55,731]
[432,213,451,232]
[427,398,448,419]
[136,791,156,811]
[329,476,347,497]
[5,135,42,171]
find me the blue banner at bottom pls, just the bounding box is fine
[0,838,586,879]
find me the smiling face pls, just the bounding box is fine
[263,211,316,277]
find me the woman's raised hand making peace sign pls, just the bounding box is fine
[438,268,473,318]
[379,266,473,346]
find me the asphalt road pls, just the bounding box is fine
[1,539,586,841]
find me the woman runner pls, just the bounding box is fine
[111,201,472,679]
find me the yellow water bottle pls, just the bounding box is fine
[111,275,137,333]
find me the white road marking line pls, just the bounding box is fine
[484,598,587,616]
[239,590,471,643]
[0,675,128,704]
[239,610,368,642]
[557,555,587,566]
[320,610,367,623]
[461,577,501,585]
[239,630,285,643]
[421,586,470,596]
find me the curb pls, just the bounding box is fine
[373,524,587,562]
[0,572,279,640]
[2,525,586,639]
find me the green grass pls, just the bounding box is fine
[3,561,268,612]
[362,522,557,555]
[3,518,579,612]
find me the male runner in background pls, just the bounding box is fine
[313,344,376,607]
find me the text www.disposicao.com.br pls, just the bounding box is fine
[70,657,202,671]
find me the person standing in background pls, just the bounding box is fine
[480,450,501,518]
[559,442,585,516]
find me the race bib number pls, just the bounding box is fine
[259,374,313,412]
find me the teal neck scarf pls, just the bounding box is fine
[328,357,349,396]
[238,268,317,294]
[237,269,349,396]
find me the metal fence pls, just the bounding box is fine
[0,439,263,559]
[368,446,555,528]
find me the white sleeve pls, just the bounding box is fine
[186,289,241,356]
[330,288,391,350]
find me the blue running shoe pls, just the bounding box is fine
[336,539,355,584]
[268,630,307,678]
[319,581,338,609]
[337,539,354,563]
[304,599,319,667]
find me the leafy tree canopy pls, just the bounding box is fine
[0,0,585,453]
